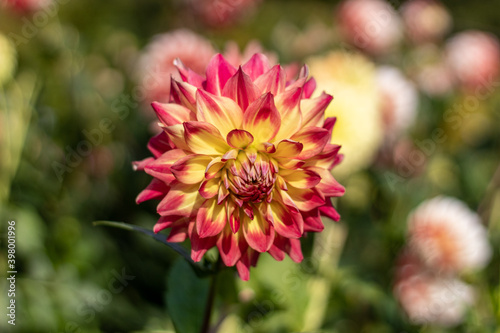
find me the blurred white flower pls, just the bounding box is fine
[308,51,382,179]
[407,196,492,274]
[336,0,403,55]
[445,30,500,92]
[394,251,475,327]
[376,66,418,141]
[400,0,452,44]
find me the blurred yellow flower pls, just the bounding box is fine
[307,51,382,179]
[0,33,16,86]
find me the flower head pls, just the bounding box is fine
[307,51,382,179]
[135,53,345,280]
[336,0,403,55]
[400,0,452,45]
[136,29,216,106]
[394,251,475,327]
[445,30,500,92]
[407,196,491,274]
[375,66,418,141]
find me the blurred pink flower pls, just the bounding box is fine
[445,30,500,92]
[394,251,475,327]
[1,0,51,11]
[336,0,403,55]
[407,196,491,274]
[400,0,452,44]
[375,66,418,141]
[136,29,216,105]
[184,0,262,27]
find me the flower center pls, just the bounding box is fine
[226,151,277,204]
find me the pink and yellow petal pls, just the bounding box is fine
[242,93,281,144]
[171,154,212,185]
[254,64,286,96]
[280,168,321,189]
[269,201,304,238]
[301,92,333,128]
[290,127,330,160]
[157,182,203,217]
[196,198,228,238]
[227,129,254,149]
[136,178,169,204]
[242,209,275,253]
[196,89,243,137]
[184,121,230,155]
[152,102,195,126]
[221,67,260,111]
[273,87,303,142]
[205,54,237,96]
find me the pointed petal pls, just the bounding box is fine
[154,215,188,233]
[286,185,325,212]
[280,168,321,189]
[303,77,316,99]
[242,53,271,80]
[171,154,212,184]
[217,224,246,266]
[302,208,324,232]
[226,129,254,149]
[133,157,154,171]
[163,123,190,150]
[269,201,304,238]
[290,127,330,160]
[273,139,303,159]
[236,253,251,281]
[302,144,341,170]
[196,89,243,137]
[269,236,303,262]
[301,92,333,128]
[144,149,188,184]
[227,201,240,233]
[205,157,225,179]
[205,54,237,95]
[136,178,169,204]
[184,121,229,155]
[170,79,198,112]
[242,209,275,252]
[222,149,238,161]
[152,102,195,127]
[147,132,172,158]
[273,87,303,142]
[196,198,227,238]
[167,224,189,242]
[254,64,286,96]
[242,92,281,144]
[222,67,260,111]
[307,166,345,197]
[319,199,341,222]
[199,178,219,199]
[188,222,218,262]
[157,182,203,217]
[174,58,205,88]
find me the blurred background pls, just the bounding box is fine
[0,0,499,332]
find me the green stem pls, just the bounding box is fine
[200,265,219,333]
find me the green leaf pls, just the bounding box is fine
[166,259,210,333]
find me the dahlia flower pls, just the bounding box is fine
[0,33,16,86]
[307,51,382,179]
[336,0,403,55]
[134,53,345,280]
[400,0,452,45]
[394,251,475,327]
[375,66,418,141]
[407,196,491,274]
[445,30,500,92]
